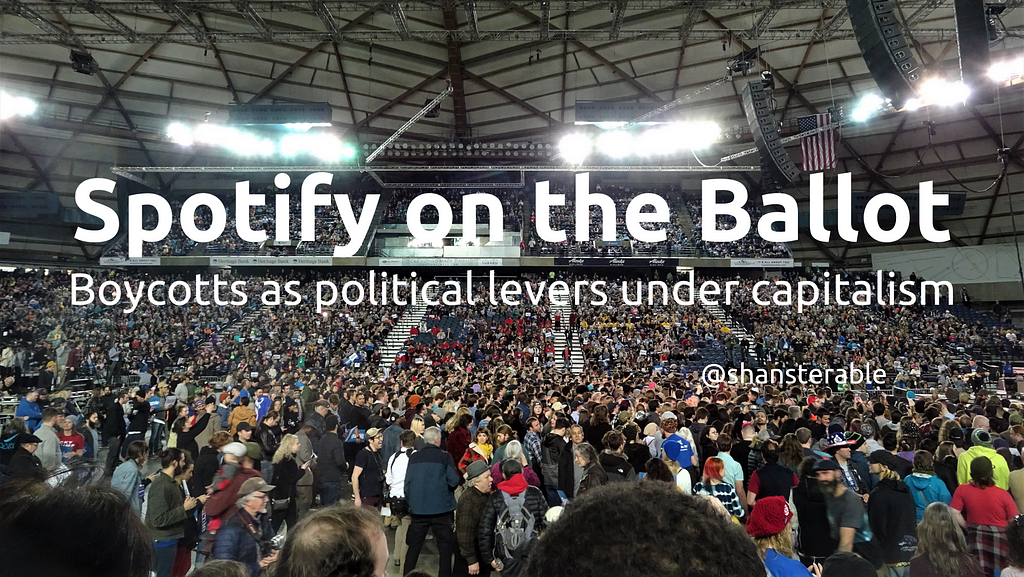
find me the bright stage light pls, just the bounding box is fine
[919,79,970,107]
[282,122,333,131]
[558,133,592,164]
[0,91,37,120]
[684,121,721,150]
[281,133,347,161]
[989,57,1023,83]
[596,130,634,159]
[166,122,194,146]
[637,122,719,155]
[850,94,885,122]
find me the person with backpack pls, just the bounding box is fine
[478,460,548,577]
[386,430,417,576]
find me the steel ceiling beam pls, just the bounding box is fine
[0,0,71,41]
[152,0,207,43]
[0,27,984,43]
[389,2,411,40]
[903,0,945,27]
[230,0,274,39]
[464,0,481,40]
[749,0,783,37]
[609,0,627,40]
[196,13,240,103]
[310,0,343,39]
[442,2,471,138]
[73,0,138,41]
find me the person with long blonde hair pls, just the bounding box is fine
[269,433,307,533]
[909,502,983,577]
[746,496,817,577]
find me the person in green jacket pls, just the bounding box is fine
[957,429,1010,490]
[145,447,205,577]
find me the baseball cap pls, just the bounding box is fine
[868,450,900,471]
[812,458,840,472]
[367,427,383,439]
[552,402,565,412]
[660,411,677,421]
[236,422,253,432]
[238,477,275,495]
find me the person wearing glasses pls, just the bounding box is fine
[213,478,278,577]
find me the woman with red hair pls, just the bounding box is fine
[693,457,745,521]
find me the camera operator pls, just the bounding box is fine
[213,478,280,577]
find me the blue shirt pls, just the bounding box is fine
[763,549,813,577]
[16,398,42,430]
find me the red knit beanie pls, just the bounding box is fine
[745,496,793,538]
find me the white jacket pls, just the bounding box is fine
[385,448,413,498]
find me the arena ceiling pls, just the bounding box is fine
[0,0,1023,265]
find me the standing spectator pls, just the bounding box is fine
[33,408,62,471]
[867,450,919,575]
[454,460,493,577]
[213,478,278,577]
[104,391,129,473]
[477,460,548,577]
[6,432,46,481]
[387,430,417,574]
[540,418,570,505]
[111,441,151,515]
[147,448,202,577]
[958,429,1010,489]
[459,428,493,475]
[228,398,257,437]
[352,427,386,510]
[573,442,608,497]
[204,443,265,530]
[446,413,473,467]
[77,411,101,460]
[746,440,799,506]
[294,424,315,519]
[315,415,346,507]
[950,456,1019,576]
[173,403,214,462]
[746,496,816,577]
[57,415,85,464]
[909,502,983,577]
[404,426,459,577]
[905,451,952,523]
[124,389,151,458]
[15,389,42,430]
[192,431,231,497]
[522,417,543,470]
[813,458,884,571]
[597,430,637,483]
[269,433,305,534]
[256,410,280,485]
[694,456,744,520]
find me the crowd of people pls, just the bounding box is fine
[380,188,524,234]
[5,263,1024,577]
[684,196,792,259]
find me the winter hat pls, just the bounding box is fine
[745,496,793,538]
[970,455,994,481]
[408,394,421,408]
[222,442,247,457]
[245,442,262,460]
[972,429,992,448]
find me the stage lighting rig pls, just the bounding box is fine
[727,47,760,76]
[70,51,95,75]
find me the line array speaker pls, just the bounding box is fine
[846,0,922,108]
[954,0,993,104]
[741,80,800,185]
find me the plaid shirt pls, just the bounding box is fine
[524,431,543,468]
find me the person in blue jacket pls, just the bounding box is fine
[903,450,951,523]
[15,389,43,431]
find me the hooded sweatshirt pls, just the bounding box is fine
[867,477,918,565]
[904,473,952,523]
[957,445,1010,490]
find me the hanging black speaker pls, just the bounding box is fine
[954,0,993,103]
[846,0,922,108]
[741,80,800,185]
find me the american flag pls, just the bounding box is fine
[798,113,837,171]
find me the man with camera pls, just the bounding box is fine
[213,477,280,577]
